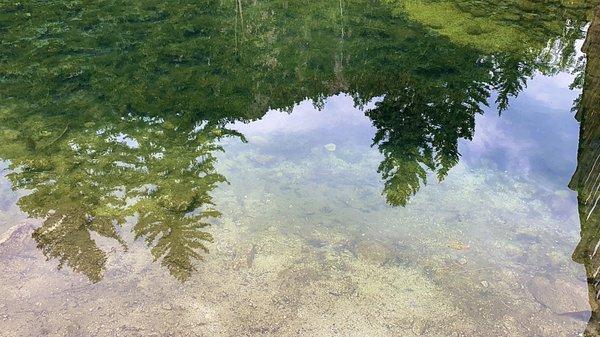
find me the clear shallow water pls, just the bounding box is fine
[1,1,600,336]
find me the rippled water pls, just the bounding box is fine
[1,1,600,336]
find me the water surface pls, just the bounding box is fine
[1,1,600,336]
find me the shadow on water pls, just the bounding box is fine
[0,0,597,301]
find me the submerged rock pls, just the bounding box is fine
[528,276,588,314]
[248,135,269,145]
[0,221,38,246]
[249,153,275,166]
[246,244,258,268]
[232,244,258,269]
[447,240,469,250]
[355,240,396,266]
[411,318,429,335]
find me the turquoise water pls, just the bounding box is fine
[1,1,600,336]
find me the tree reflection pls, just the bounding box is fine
[570,5,600,336]
[1,111,241,281]
[125,118,243,281]
[363,0,594,205]
[0,0,595,281]
[363,56,489,205]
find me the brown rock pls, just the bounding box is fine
[355,240,395,266]
[528,276,589,314]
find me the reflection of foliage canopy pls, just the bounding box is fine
[0,109,239,281]
[389,0,594,54]
[387,0,596,111]
[0,0,595,280]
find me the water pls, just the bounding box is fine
[1,1,599,336]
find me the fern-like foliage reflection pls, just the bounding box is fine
[0,0,596,280]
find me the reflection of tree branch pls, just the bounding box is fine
[33,210,123,283]
[126,123,229,282]
[134,211,215,282]
[39,124,70,150]
[1,113,235,282]
[366,74,485,206]
[491,55,533,113]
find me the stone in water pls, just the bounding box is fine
[324,143,336,152]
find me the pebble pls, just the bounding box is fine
[411,319,428,335]
[447,240,469,250]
